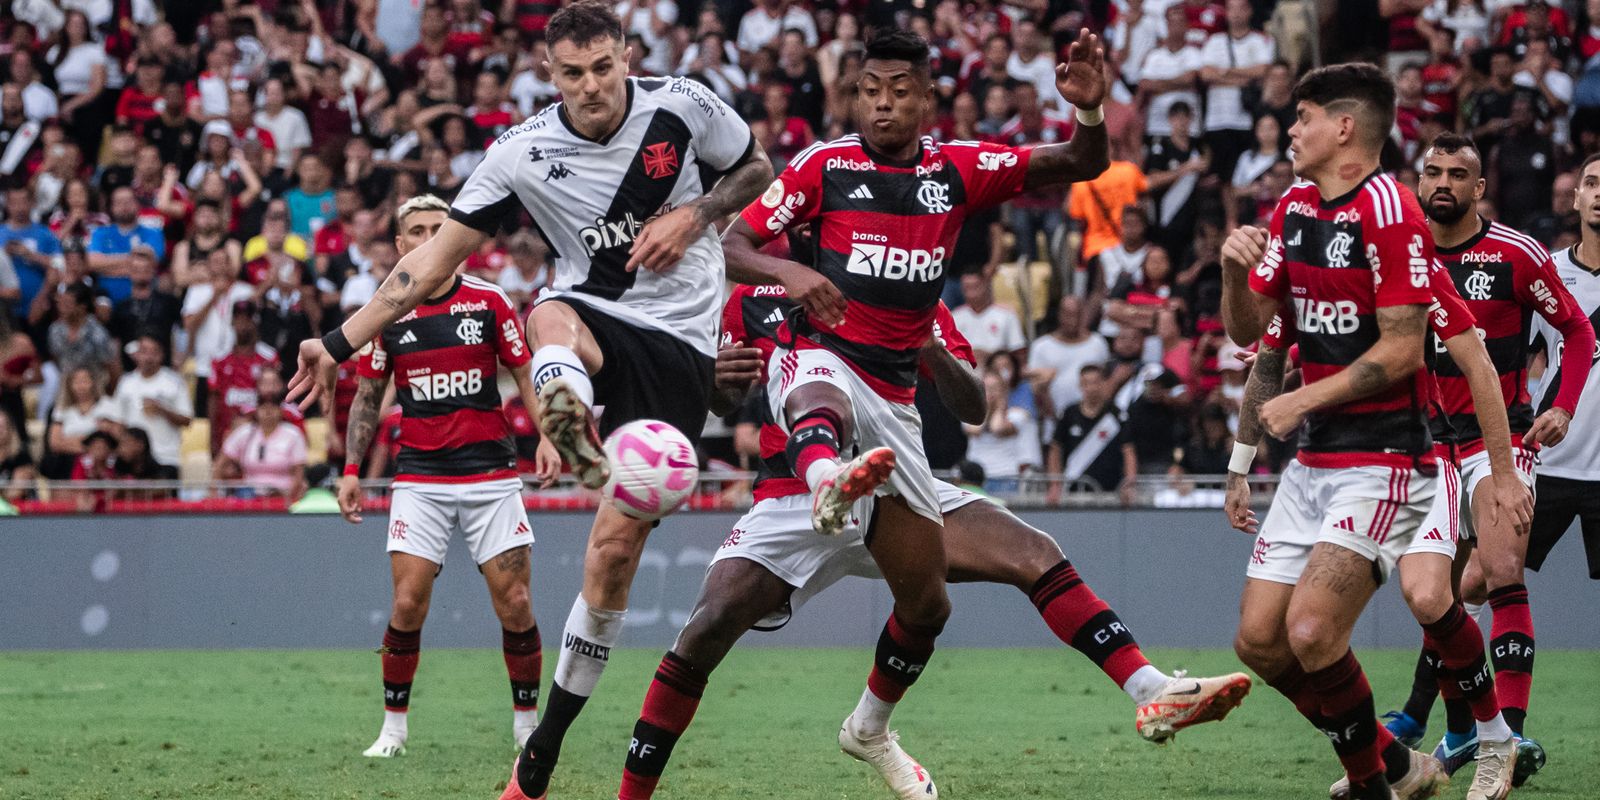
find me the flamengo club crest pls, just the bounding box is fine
[642,142,679,179]
[917,180,951,213]
[1464,269,1495,301]
[457,317,484,345]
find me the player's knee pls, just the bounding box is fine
[526,301,577,348]
[1012,535,1067,589]
[493,581,533,620]
[1479,547,1525,589]
[390,593,430,630]
[897,587,951,632]
[586,535,646,593]
[1284,613,1345,668]
[1400,575,1453,625]
[672,603,746,672]
[1233,626,1287,674]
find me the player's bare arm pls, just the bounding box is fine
[1219,226,1278,345]
[1259,303,1428,439]
[1442,327,1534,535]
[626,144,773,273]
[1225,344,1286,535]
[339,374,390,524]
[1022,29,1110,191]
[724,219,847,327]
[288,221,487,409]
[710,340,763,417]
[921,337,984,425]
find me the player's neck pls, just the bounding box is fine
[1576,233,1600,272]
[1430,214,1484,252]
[1312,157,1379,202]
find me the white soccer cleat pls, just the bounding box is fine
[838,714,937,799]
[1466,737,1515,800]
[363,730,408,758]
[811,447,896,536]
[1134,670,1252,744]
[1330,748,1447,800]
[538,379,609,489]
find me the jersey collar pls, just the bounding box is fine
[1318,169,1382,210]
[557,79,635,146]
[1434,216,1490,256]
[1567,244,1600,276]
[424,275,464,305]
[860,136,925,170]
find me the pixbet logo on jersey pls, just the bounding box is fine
[845,232,945,282]
[580,205,676,255]
[409,368,485,401]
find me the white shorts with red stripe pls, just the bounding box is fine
[1248,460,1436,585]
[765,346,942,523]
[1405,459,1462,559]
[1457,445,1538,541]
[386,477,533,567]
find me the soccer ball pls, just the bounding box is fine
[601,420,700,522]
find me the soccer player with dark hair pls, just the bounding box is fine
[1372,134,1593,786]
[1216,62,1480,800]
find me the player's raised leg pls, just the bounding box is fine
[480,545,542,749]
[366,552,436,758]
[937,497,1250,743]
[527,300,609,489]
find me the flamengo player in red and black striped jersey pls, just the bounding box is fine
[714,27,1117,800]
[338,195,557,763]
[1214,63,1528,800]
[1373,136,1595,776]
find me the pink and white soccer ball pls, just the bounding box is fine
[601,420,700,522]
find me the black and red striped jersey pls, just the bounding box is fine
[1250,173,1439,469]
[357,275,531,482]
[737,134,1030,404]
[720,283,975,502]
[1430,219,1592,456]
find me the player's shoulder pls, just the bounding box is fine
[459,274,518,309]
[1482,219,1552,265]
[1355,171,1420,227]
[634,75,734,120]
[488,104,560,150]
[785,133,866,173]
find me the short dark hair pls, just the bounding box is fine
[1291,62,1396,147]
[1580,151,1600,177]
[864,29,930,76]
[1427,131,1480,160]
[545,0,623,50]
[1168,100,1194,118]
[1079,363,1108,379]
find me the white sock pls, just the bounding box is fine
[532,345,594,408]
[551,595,626,697]
[803,457,842,494]
[849,687,896,737]
[1123,665,1172,706]
[1465,602,1489,626]
[381,710,408,738]
[513,708,538,730]
[1477,712,1514,743]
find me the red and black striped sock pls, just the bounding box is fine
[1029,560,1150,687]
[618,652,708,800]
[502,624,542,713]
[866,612,941,704]
[1309,650,1385,788]
[786,409,843,489]
[381,625,421,712]
[1487,584,1534,734]
[1270,660,1406,783]
[1423,604,1499,723]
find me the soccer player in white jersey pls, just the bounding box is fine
[1526,154,1600,587]
[288,5,771,798]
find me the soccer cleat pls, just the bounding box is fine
[1510,737,1545,787]
[811,447,896,536]
[362,730,407,758]
[498,752,548,800]
[1432,734,1481,777]
[538,379,609,490]
[1383,710,1427,749]
[1134,671,1253,744]
[838,714,937,799]
[1465,737,1515,800]
[1330,748,1447,800]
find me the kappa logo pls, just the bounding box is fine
[977,151,1018,171]
[917,180,951,213]
[848,184,874,200]
[1464,269,1495,301]
[457,317,484,345]
[1325,231,1354,269]
[642,142,679,179]
[397,329,418,345]
[544,162,573,181]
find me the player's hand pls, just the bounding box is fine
[626,204,703,273]
[1225,472,1258,535]
[1523,407,1571,447]
[782,267,847,328]
[336,474,363,524]
[1054,29,1106,110]
[715,340,764,394]
[1485,471,1534,538]
[1221,225,1268,276]
[287,338,338,411]
[1234,348,1257,367]
[1259,392,1307,440]
[533,437,561,489]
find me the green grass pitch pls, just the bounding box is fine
[4,648,1597,799]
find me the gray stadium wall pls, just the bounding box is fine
[2,510,1596,650]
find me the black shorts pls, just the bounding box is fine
[1525,474,1600,579]
[560,297,715,447]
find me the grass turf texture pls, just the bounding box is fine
[4,648,1597,799]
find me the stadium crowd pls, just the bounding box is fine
[0,0,1591,505]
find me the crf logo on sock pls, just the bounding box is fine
[1455,662,1492,693]
[885,656,924,676]
[515,687,539,704]
[1093,621,1129,644]
[1320,722,1362,745]
[564,633,611,661]
[385,688,409,704]
[629,739,656,758]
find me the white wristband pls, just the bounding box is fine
[1074,105,1104,127]
[1228,442,1258,475]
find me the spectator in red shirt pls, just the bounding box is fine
[752,83,815,168]
[999,83,1074,262]
[447,0,498,50]
[227,90,277,166]
[313,187,362,265]
[1183,0,1227,45]
[467,70,519,144]
[1421,29,1463,122]
[208,300,279,452]
[400,3,471,86]
[304,62,360,156]
[115,58,166,133]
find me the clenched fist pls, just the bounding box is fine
[1221,225,1269,276]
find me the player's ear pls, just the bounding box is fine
[621,45,633,67]
[1473,177,1486,201]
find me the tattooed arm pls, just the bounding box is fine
[1258,304,1429,440]
[627,143,774,273]
[1224,345,1287,534]
[336,375,389,524]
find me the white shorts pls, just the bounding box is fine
[767,347,941,523]
[1248,460,1436,585]
[1457,446,1538,541]
[1404,459,1462,560]
[386,478,533,568]
[712,482,986,630]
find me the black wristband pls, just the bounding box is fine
[321,327,356,363]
